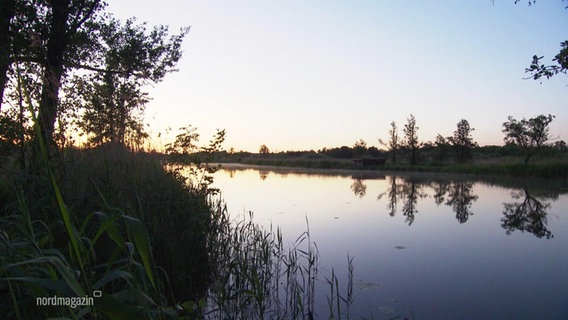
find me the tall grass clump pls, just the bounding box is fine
[61,143,214,302]
[204,209,356,320]
[1,76,213,318]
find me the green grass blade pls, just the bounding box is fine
[8,256,85,296]
[123,215,156,289]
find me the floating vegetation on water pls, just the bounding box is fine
[355,280,381,291]
[379,306,395,314]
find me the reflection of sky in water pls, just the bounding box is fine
[212,167,568,319]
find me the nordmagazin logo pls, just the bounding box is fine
[36,290,101,309]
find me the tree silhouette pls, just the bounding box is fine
[259,144,270,154]
[448,119,477,163]
[403,114,420,165]
[0,1,188,153]
[69,18,187,146]
[379,121,399,164]
[353,139,368,158]
[434,134,450,163]
[502,114,555,163]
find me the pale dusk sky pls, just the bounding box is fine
[108,0,567,152]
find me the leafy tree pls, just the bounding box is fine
[379,121,399,164]
[448,119,478,163]
[63,18,187,147]
[434,134,450,162]
[69,18,187,147]
[165,125,226,194]
[403,114,420,164]
[367,146,382,157]
[353,138,368,157]
[259,144,270,154]
[321,146,354,159]
[165,124,200,155]
[553,139,567,152]
[502,114,555,163]
[31,0,106,148]
[1,0,188,153]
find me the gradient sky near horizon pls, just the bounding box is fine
[108,0,567,152]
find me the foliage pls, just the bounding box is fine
[259,144,270,154]
[502,114,555,163]
[0,109,26,157]
[403,114,420,165]
[352,138,368,157]
[502,188,553,239]
[165,125,226,194]
[0,0,188,152]
[517,0,568,82]
[1,99,186,318]
[526,41,568,82]
[379,121,400,164]
[72,73,150,146]
[434,134,450,162]
[448,119,478,163]
[68,18,188,146]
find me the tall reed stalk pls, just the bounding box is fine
[205,207,356,320]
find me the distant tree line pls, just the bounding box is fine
[237,113,564,167]
[376,113,562,166]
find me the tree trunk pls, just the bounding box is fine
[0,0,15,111]
[36,0,71,148]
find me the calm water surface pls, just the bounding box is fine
[212,164,568,319]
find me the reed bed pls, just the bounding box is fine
[205,207,357,320]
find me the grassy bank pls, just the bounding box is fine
[1,144,375,319]
[221,155,568,179]
[1,144,215,318]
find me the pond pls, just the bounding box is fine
[211,164,568,319]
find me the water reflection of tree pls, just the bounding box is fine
[259,170,269,181]
[377,176,427,225]
[351,178,367,198]
[401,181,419,225]
[433,181,478,223]
[502,188,553,239]
[378,176,401,217]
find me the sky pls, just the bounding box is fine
[107,0,567,152]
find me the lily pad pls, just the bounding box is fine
[355,280,381,291]
[379,306,395,314]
